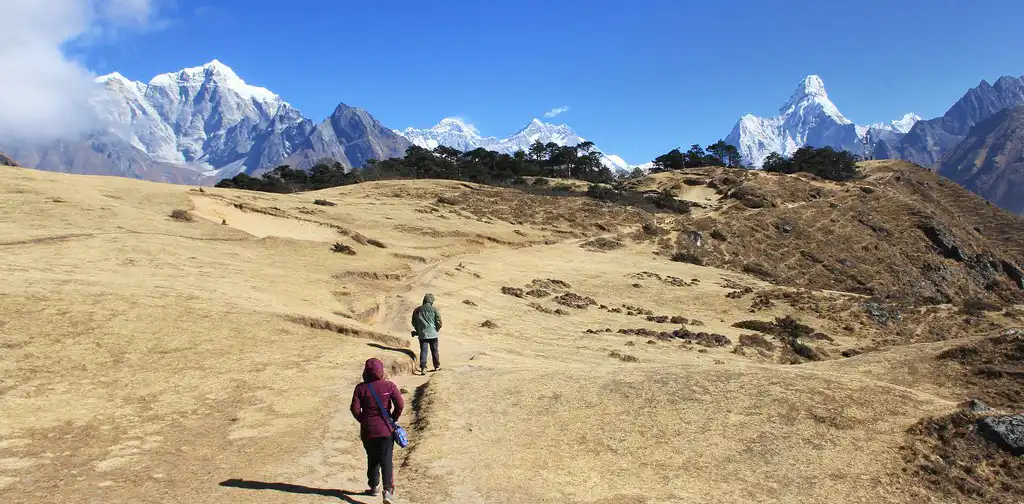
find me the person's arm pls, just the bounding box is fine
[411,307,419,330]
[390,382,405,421]
[434,308,442,331]
[350,385,362,420]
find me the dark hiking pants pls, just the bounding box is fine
[363,436,394,491]
[419,338,440,369]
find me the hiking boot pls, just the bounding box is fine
[433,366,441,372]
[382,489,396,504]
[366,485,380,496]
[419,367,427,375]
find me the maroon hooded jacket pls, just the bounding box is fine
[350,358,405,440]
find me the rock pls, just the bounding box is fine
[863,302,903,326]
[920,222,969,262]
[976,414,1024,455]
[965,399,991,413]
[687,231,704,248]
[1001,260,1024,290]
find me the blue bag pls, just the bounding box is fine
[367,383,409,448]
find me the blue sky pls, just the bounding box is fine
[77,0,1024,164]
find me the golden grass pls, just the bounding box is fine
[0,165,1018,504]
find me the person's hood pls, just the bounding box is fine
[363,358,385,382]
[423,293,435,305]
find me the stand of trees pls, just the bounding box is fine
[652,140,743,172]
[761,146,859,181]
[215,140,617,193]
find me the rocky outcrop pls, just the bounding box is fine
[977,415,1024,456]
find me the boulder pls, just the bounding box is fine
[977,414,1024,456]
[965,399,991,413]
[1002,260,1024,290]
[920,222,969,262]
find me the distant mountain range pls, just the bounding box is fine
[396,118,630,172]
[3,59,1024,214]
[0,60,630,183]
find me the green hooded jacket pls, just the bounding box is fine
[412,293,442,340]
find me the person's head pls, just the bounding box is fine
[362,358,385,382]
[423,293,435,305]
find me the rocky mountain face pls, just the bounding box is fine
[892,76,1024,168]
[935,105,1024,214]
[725,75,919,167]
[278,103,411,175]
[2,61,409,184]
[398,118,630,172]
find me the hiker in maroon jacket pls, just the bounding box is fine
[350,358,405,503]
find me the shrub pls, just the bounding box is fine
[959,298,1002,316]
[331,243,356,255]
[366,238,387,249]
[551,184,574,193]
[586,184,621,202]
[436,195,460,205]
[733,320,776,333]
[313,199,337,206]
[512,177,528,186]
[532,177,550,187]
[742,262,777,280]
[739,333,775,351]
[670,250,705,266]
[170,209,194,222]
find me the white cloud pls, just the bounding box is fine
[543,106,570,118]
[0,0,166,142]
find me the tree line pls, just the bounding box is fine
[761,146,859,181]
[215,139,863,194]
[651,140,744,172]
[215,140,619,193]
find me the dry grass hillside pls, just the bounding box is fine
[1,163,1022,504]
[622,161,1024,306]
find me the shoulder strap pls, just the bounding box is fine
[366,382,398,429]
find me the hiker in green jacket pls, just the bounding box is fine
[411,293,442,374]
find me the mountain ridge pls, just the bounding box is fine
[891,75,1024,167]
[935,104,1024,214]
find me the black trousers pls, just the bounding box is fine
[363,436,394,490]
[419,338,440,369]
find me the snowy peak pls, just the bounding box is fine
[779,74,850,124]
[871,113,921,134]
[147,60,282,104]
[726,74,918,167]
[424,117,481,136]
[784,75,829,106]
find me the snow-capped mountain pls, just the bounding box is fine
[93,60,310,177]
[3,60,410,182]
[398,118,631,172]
[725,75,919,167]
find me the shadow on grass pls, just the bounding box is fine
[219,479,370,503]
[367,342,417,361]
